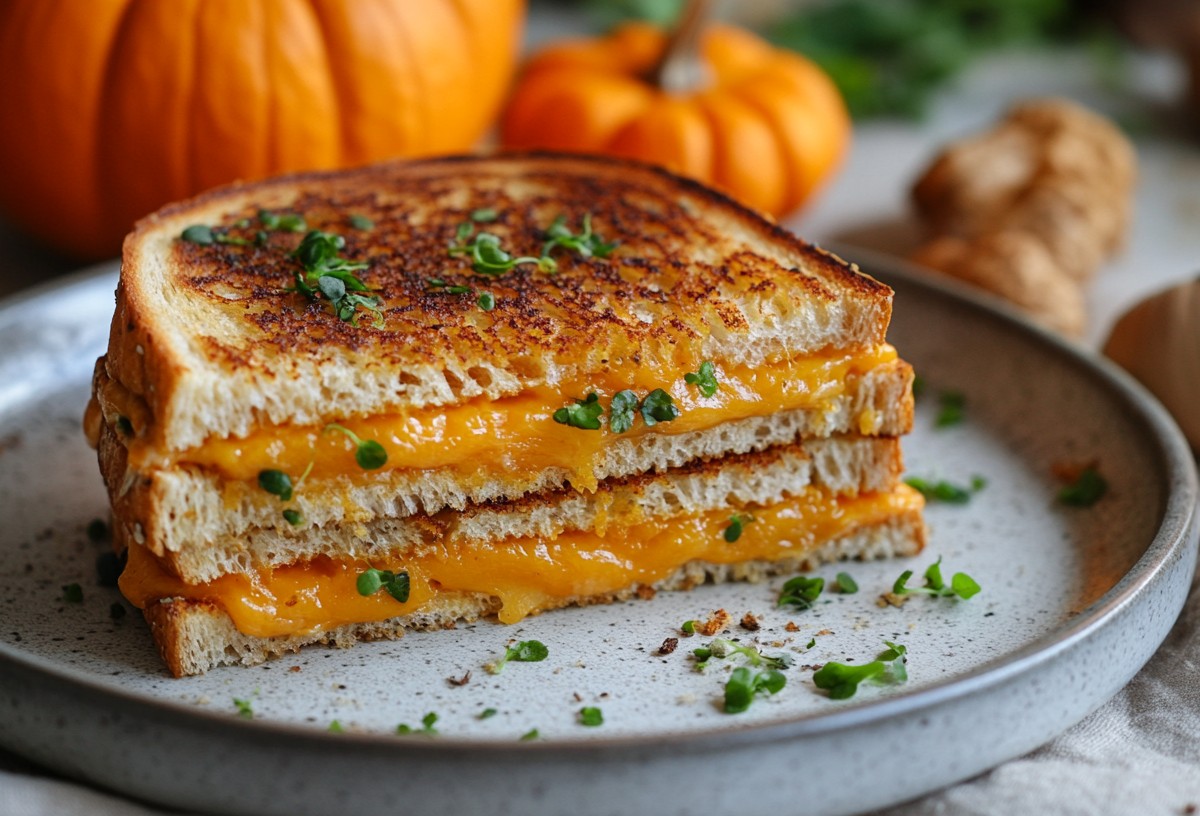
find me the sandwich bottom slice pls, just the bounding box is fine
[116,440,926,677]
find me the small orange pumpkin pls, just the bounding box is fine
[500,21,850,218]
[0,0,525,260]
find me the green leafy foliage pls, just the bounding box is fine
[520,729,540,741]
[693,638,792,672]
[778,575,824,610]
[724,667,787,713]
[477,291,495,311]
[681,620,698,635]
[684,361,720,398]
[479,708,498,720]
[471,208,498,223]
[348,214,374,231]
[813,641,908,699]
[258,469,294,501]
[904,476,975,504]
[487,640,549,675]
[282,509,304,527]
[356,568,412,604]
[579,707,604,726]
[325,424,388,470]
[893,556,980,599]
[449,229,555,276]
[723,513,756,543]
[554,392,604,430]
[316,275,385,328]
[288,230,380,326]
[640,388,680,426]
[181,224,214,244]
[397,712,439,735]
[259,210,307,232]
[766,0,1090,120]
[835,572,859,593]
[608,390,640,434]
[1058,466,1108,507]
[935,390,966,427]
[232,690,258,720]
[329,720,345,733]
[541,214,619,261]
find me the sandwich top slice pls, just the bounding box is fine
[87,153,912,559]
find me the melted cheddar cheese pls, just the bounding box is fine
[127,345,897,486]
[120,484,923,638]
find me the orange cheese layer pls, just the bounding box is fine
[119,484,923,639]
[139,345,897,485]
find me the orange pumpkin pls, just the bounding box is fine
[501,22,850,219]
[0,0,525,260]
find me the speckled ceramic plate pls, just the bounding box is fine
[0,250,1194,816]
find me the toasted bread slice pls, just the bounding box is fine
[107,432,904,584]
[106,153,895,454]
[142,509,926,677]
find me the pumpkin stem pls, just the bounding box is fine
[648,0,715,94]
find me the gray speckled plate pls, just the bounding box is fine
[0,250,1195,816]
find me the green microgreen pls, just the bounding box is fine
[1058,466,1108,507]
[258,469,294,502]
[723,513,756,543]
[110,601,126,620]
[579,707,604,726]
[329,720,344,733]
[449,228,555,276]
[426,278,473,295]
[806,638,816,649]
[486,640,549,674]
[477,291,495,311]
[479,708,498,720]
[232,690,258,719]
[471,208,498,223]
[553,392,604,430]
[724,666,787,713]
[681,620,698,635]
[348,214,374,231]
[181,225,214,244]
[324,424,388,470]
[62,583,83,603]
[640,388,680,426]
[541,213,619,261]
[778,576,824,610]
[892,557,980,600]
[693,638,792,672]
[86,519,108,542]
[835,572,859,594]
[356,568,411,604]
[684,361,720,398]
[935,390,966,427]
[282,509,304,527]
[116,416,134,437]
[396,712,438,736]
[288,230,380,326]
[520,729,540,741]
[258,210,307,232]
[316,275,385,328]
[911,374,926,398]
[813,641,908,699]
[608,390,640,434]
[904,475,985,504]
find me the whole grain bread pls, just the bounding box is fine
[116,434,904,583]
[106,153,896,454]
[143,509,926,677]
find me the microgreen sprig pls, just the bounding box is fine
[554,393,604,430]
[904,475,985,504]
[724,666,787,713]
[684,361,720,398]
[397,712,438,735]
[935,390,966,427]
[723,513,756,543]
[693,638,792,672]
[288,230,382,327]
[813,641,908,699]
[486,640,549,675]
[356,568,411,603]
[1058,466,1108,507]
[640,388,680,426]
[579,707,604,726]
[778,576,824,610]
[835,572,859,594]
[259,210,308,232]
[180,224,254,246]
[608,390,640,434]
[450,229,555,276]
[325,423,388,470]
[541,213,619,261]
[892,557,980,599]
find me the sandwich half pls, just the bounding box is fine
[85,153,923,676]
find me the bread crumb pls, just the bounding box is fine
[785,622,800,632]
[740,612,760,632]
[636,584,657,600]
[879,592,910,608]
[657,637,679,656]
[696,609,732,636]
[816,629,833,636]
[677,694,697,704]
[289,666,301,673]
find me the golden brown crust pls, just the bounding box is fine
[110,153,894,449]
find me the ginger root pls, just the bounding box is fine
[910,98,1136,336]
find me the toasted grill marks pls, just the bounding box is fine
[152,154,887,377]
